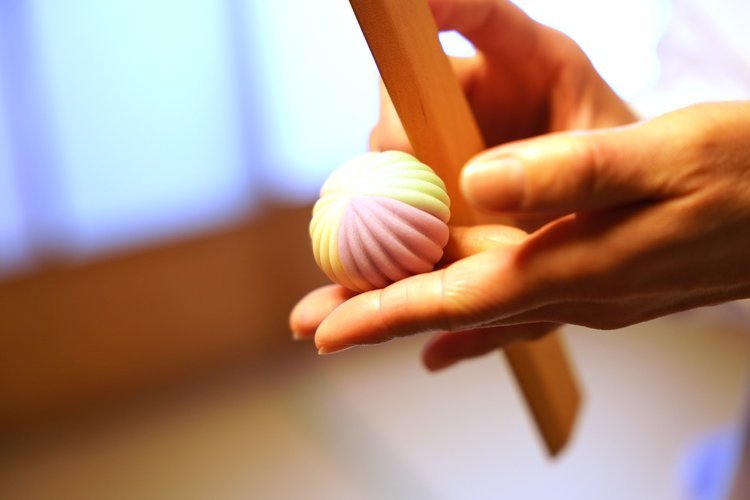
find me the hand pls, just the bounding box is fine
[292,0,636,368]
[370,0,637,154]
[294,102,750,360]
[292,224,561,367]
[293,0,634,370]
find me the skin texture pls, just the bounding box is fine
[290,0,750,371]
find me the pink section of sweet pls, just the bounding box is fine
[338,196,449,291]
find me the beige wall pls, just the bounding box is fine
[0,205,326,432]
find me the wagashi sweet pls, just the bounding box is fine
[310,151,450,292]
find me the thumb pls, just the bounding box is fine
[460,125,655,214]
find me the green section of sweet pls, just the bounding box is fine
[318,151,450,220]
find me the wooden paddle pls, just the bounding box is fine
[348,0,582,456]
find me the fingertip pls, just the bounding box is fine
[317,344,356,355]
[422,344,458,372]
[313,290,389,352]
[423,358,456,372]
[290,285,358,342]
[291,328,307,341]
[289,302,310,339]
[289,309,316,341]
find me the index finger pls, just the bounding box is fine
[314,245,544,353]
[291,225,528,340]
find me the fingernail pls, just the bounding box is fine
[461,156,526,210]
[317,345,355,355]
[291,330,305,341]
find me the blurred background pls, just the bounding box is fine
[1,0,749,498]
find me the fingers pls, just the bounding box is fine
[289,285,357,340]
[292,225,527,340]
[422,322,559,371]
[461,125,659,214]
[428,0,544,57]
[314,247,544,353]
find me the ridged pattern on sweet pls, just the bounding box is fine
[310,151,450,292]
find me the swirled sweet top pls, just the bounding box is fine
[310,151,450,292]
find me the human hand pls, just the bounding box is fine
[291,0,638,369]
[370,0,637,155]
[292,0,638,369]
[294,102,750,363]
[292,223,561,367]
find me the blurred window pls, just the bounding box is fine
[0,0,672,275]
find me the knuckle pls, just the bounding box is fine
[438,265,499,332]
[436,269,471,332]
[573,134,608,203]
[377,284,410,338]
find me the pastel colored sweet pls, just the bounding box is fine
[310,151,451,293]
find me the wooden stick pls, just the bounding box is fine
[349,0,581,456]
